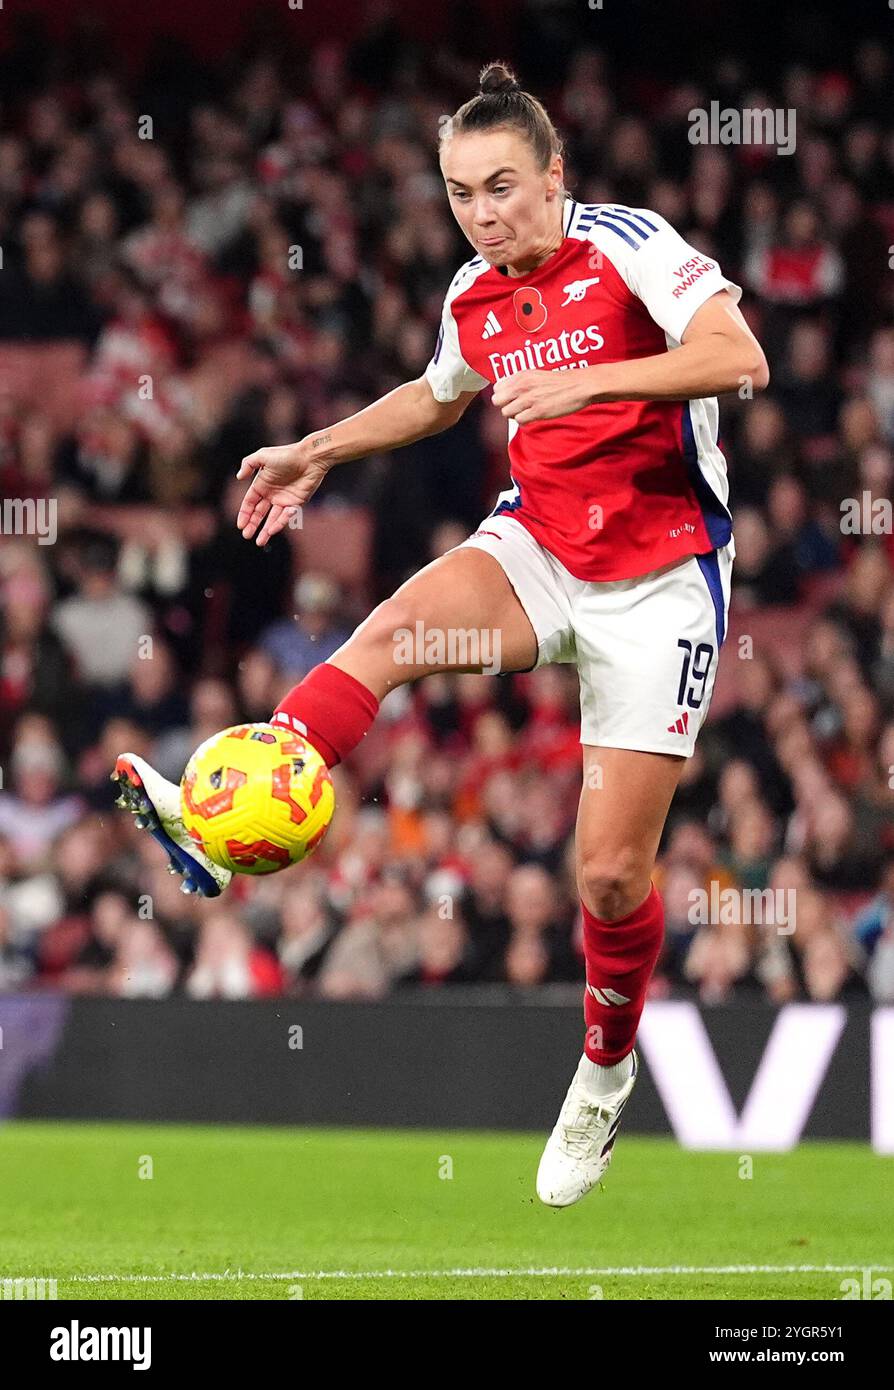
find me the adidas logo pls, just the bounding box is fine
[585,984,631,1006]
[271,712,308,736]
[481,311,502,339]
[667,710,690,736]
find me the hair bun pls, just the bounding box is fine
[479,62,520,97]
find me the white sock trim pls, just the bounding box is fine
[577,1050,634,1100]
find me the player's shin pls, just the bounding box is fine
[580,882,664,1083]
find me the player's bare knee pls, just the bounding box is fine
[579,849,645,921]
[349,599,420,684]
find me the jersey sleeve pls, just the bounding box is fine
[424,287,489,403]
[594,209,742,344]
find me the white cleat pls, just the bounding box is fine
[536,1050,638,1208]
[111,752,232,898]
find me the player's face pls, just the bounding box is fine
[440,129,564,275]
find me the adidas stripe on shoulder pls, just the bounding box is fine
[568,201,660,250]
[567,201,741,346]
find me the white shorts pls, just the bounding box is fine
[458,514,734,757]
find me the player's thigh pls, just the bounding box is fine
[575,744,685,913]
[575,549,731,759]
[328,545,538,693]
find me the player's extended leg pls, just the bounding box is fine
[268,544,536,766]
[267,544,536,761]
[113,546,537,894]
[332,546,539,694]
[536,744,685,1207]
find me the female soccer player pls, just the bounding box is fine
[114,63,768,1206]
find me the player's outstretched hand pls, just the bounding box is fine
[236,443,331,545]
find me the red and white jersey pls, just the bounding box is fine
[425,200,741,581]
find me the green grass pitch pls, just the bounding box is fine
[0,1122,891,1300]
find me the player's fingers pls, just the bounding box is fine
[492,383,519,408]
[255,503,287,547]
[240,497,270,540]
[237,482,263,529]
[237,489,264,533]
[496,369,537,400]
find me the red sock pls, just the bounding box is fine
[581,883,664,1065]
[271,663,379,767]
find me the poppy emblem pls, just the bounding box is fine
[513,286,547,332]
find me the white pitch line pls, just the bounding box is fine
[7,1265,893,1283]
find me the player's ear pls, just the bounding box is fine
[545,155,564,201]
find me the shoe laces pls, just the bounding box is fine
[558,1099,614,1158]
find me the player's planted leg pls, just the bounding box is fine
[536,747,681,1207]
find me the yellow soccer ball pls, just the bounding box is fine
[180,723,335,875]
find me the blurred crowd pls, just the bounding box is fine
[0,9,893,1004]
